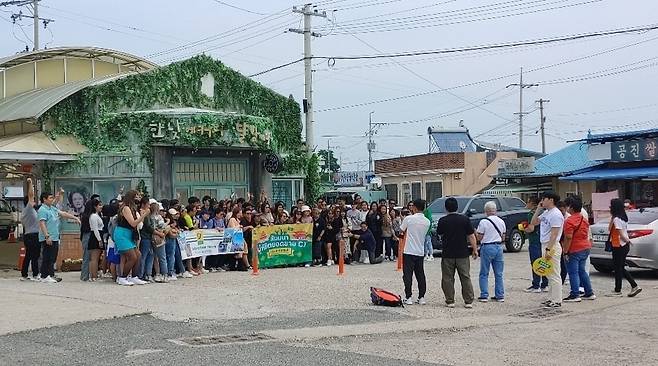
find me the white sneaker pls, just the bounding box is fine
[154,274,165,283]
[327,260,333,266]
[201,268,209,274]
[182,271,193,278]
[464,303,473,309]
[117,277,133,286]
[417,297,427,305]
[128,276,147,285]
[41,276,57,284]
[168,274,177,281]
[428,256,434,262]
[20,276,30,281]
[404,297,414,305]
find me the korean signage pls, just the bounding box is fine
[498,157,535,175]
[611,138,658,162]
[148,119,272,147]
[255,223,312,268]
[333,171,365,187]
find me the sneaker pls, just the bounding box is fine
[524,286,541,293]
[445,302,456,308]
[490,297,505,303]
[201,268,209,274]
[327,260,334,266]
[417,297,427,305]
[54,276,62,282]
[478,296,489,303]
[128,276,147,285]
[182,271,193,278]
[628,287,642,297]
[168,274,177,281]
[404,297,414,305]
[20,276,30,282]
[154,275,165,283]
[605,291,623,297]
[563,295,582,303]
[464,303,473,309]
[541,287,549,292]
[582,294,597,300]
[543,301,562,308]
[117,277,133,286]
[428,256,434,261]
[304,263,311,267]
[40,276,57,284]
[541,299,552,306]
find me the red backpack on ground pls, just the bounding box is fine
[370,287,403,307]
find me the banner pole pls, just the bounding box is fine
[396,235,405,272]
[337,239,345,276]
[252,235,259,276]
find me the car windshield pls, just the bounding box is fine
[627,210,658,225]
[429,198,469,213]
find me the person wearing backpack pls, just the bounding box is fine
[476,201,506,303]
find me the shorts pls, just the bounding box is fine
[113,226,136,254]
[106,247,121,265]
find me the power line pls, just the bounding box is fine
[555,102,658,117]
[210,0,267,15]
[249,58,305,77]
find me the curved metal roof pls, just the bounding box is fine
[0,73,134,123]
[0,46,157,71]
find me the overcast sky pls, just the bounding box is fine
[1,0,657,170]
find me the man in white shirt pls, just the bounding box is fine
[476,201,507,303]
[531,191,564,308]
[400,199,431,305]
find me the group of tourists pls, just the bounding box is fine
[405,191,642,310]
[19,181,645,305]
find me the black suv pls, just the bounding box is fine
[429,195,530,253]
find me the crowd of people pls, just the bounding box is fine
[19,181,645,306]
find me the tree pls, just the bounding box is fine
[318,149,340,183]
[305,154,321,203]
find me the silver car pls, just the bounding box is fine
[590,208,658,272]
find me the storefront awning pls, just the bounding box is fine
[560,166,658,181]
[0,131,87,161]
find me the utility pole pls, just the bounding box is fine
[290,4,326,153]
[536,99,550,154]
[367,111,386,173]
[2,0,54,51]
[506,67,538,149]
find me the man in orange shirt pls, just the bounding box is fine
[562,197,595,302]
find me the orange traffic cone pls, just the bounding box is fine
[17,246,25,270]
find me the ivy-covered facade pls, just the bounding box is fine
[41,54,309,203]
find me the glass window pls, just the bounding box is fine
[503,197,526,210]
[469,198,501,214]
[627,210,658,225]
[384,184,398,202]
[429,197,469,213]
[272,180,293,210]
[402,183,411,205]
[412,182,421,200]
[425,182,443,203]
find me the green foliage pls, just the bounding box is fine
[280,150,308,176]
[304,154,321,203]
[137,179,149,197]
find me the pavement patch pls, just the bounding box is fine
[511,307,569,319]
[171,333,274,347]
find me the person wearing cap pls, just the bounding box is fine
[301,205,313,224]
[281,210,290,224]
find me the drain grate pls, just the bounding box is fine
[174,333,273,347]
[512,307,568,319]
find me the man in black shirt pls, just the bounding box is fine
[436,197,478,308]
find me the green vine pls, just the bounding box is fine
[304,154,321,203]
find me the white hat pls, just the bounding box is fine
[301,205,311,212]
[168,208,179,215]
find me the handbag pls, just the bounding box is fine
[604,220,613,252]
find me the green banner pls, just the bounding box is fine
[255,223,312,268]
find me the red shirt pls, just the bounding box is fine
[564,213,591,253]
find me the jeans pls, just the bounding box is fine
[153,244,167,276]
[566,249,593,297]
[479,244,504,299]
[21,233,40,278]
[528,242,548,289]
[139,238,153,279]
[383,237,393,258]
[165,237,177,276]
[441,257,474,304]
[403,254,426,299]
[40,241,59,278]
[542,242,563,303]
[80,232,91,281]
[174,240,185,274]
[424,234,433,256]
[612,244,637,292]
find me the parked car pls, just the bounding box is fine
[590,208,658,273]
[0,199,15,240]
[428,195,530,254]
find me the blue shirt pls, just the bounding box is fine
[38,204,61,242]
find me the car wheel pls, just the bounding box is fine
[505,229,524,252]
[0,229,8,241]
[593,264,614,274]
